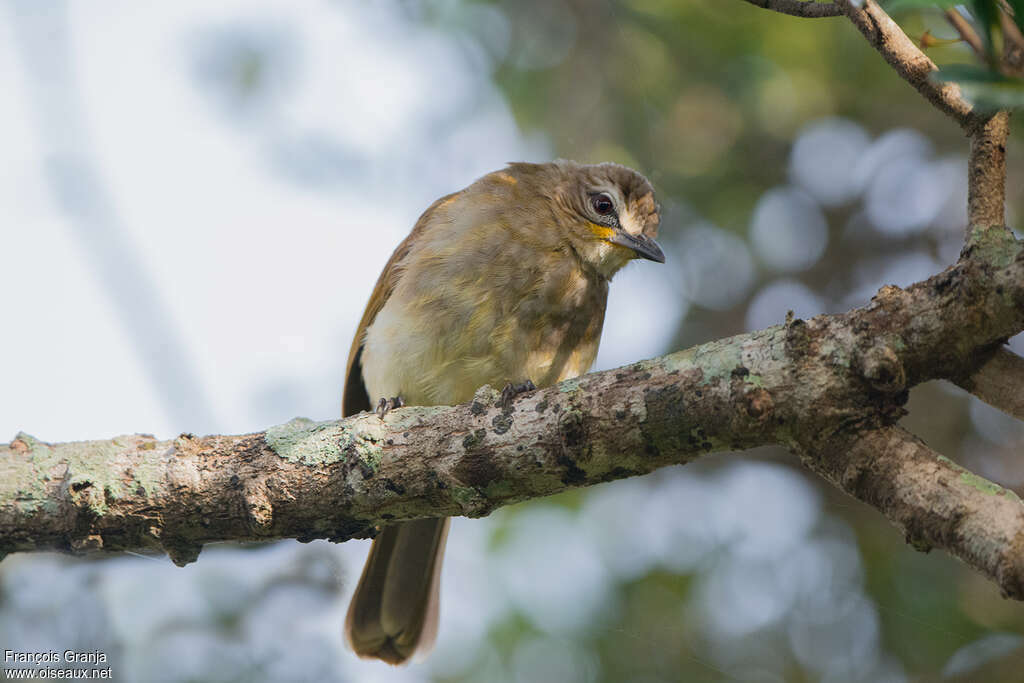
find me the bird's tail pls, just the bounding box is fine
[344,517,450,664]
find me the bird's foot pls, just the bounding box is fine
[375,396,405,419]
[500,380,536,408]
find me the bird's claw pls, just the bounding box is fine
[500,380,536,408]
[375,396,405,419]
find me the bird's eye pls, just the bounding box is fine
[591,193,615,217]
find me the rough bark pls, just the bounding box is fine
[802,426,1024,600]
[969,110,1011,230]
[956,347,1024,421]
[3,228,1024,596]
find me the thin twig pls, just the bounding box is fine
[741,0,842,18]
[945,8,986,61]
[836,0,982,132]
[999,9,1024,75]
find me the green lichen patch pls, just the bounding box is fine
[339,426,384,472]
[662,346,699,375]
[937,455,1023,503]
[2,434,154,518]
[627,359,658,376]
[959,471,1022,502]
[129,459,164,499]
[266,417,369,467]
[451,485,483,513]
[62,439,135,515]
[559,377,581,393]
[691,338,747,387]
[2,444,53,516]
[966,225,1019,268]
[472,385,501,407]
[815,338,853,370]
[383,406,448,433]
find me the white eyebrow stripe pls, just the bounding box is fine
[618,209,644,236]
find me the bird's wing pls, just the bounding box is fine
[342,192,458,417]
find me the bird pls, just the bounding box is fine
[342,159,664,664]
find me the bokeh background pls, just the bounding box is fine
[3,0,1024,681]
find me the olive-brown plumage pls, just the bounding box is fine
[343,160,663,664]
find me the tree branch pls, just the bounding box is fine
[801,425,1024,599]
[836,0,982,132]
[955,347,1024,421]
[3,229,1023,599]
[741,0,842,18]
[968,110,1011,231]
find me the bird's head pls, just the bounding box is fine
[502,160,664,279]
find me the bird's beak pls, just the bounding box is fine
[606,229,666,263]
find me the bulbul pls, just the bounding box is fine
[342,160,664,664]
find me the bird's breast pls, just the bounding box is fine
[360,247,608,407]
